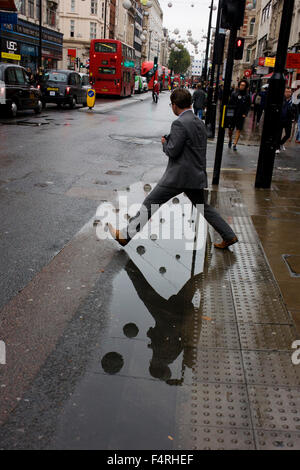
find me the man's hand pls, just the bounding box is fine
[161,136,166,145]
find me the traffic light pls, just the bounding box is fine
[153,56,158,72]
[180,74,184,80]
[234,37,245,60]
[75,57,79,67]
[80,62,84,68]
[220,0,246,30]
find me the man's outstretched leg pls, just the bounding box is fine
[185,189,238,249]
[108,185,181,246]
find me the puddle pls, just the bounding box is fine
[110,134,160,145]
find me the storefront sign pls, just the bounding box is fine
[258,57,265,66]
[68,48,76,57]
[1,37,20,60]
[286,53,300,69]
[264,57,276,67]
[244,69,252,77]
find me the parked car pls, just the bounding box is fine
[40,70,87,109]
[0,62,42,117]
[141,77,148,92]
[134,75,143,94]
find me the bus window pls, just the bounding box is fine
[94,42,117,53]
[98,67,116,74]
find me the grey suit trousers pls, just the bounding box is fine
[124,184,236,241]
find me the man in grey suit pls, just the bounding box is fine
[109,88,237,249]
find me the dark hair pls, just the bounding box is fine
[238,79,249,89]
[170,88,192,108]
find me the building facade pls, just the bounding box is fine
[58,0,108,70]
[0,0,63,71]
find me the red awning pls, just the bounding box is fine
[0,0,17,11]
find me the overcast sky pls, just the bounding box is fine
[159,0,218,59]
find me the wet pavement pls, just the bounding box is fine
[0,92,300,450]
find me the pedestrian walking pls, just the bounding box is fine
[108,88,238,250]
[192,83,207,120]
[228,79,251,151]
[152,80,160,103]
[275,86,298,154]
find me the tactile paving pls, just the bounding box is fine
[238,324,298,351]
[243,351,300,387]
[254,430,300,450]
[248,385,300,432]
[176,425,255,450]
[196,321,240,350]
[190,349,245,385]
[199,280,237,323]
[177,383,251,429]
[231,280,292,324]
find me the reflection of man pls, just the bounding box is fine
[124,261,197,384]
[109,88,237,250]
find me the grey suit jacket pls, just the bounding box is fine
[160,109,208,189]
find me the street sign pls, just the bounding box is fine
[286,53,300,69]
[257,65,269,75]
[264,57,276,67]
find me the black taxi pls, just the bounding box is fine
[0,63,42,117]
[40,70,87,108]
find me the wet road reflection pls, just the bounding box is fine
[51,233,234,449]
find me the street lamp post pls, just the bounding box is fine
[148,30,153,60]
[205,0,224,137]
[255,0,295,188]
[104,0,109,38]
[202,0,214,83]
[38,0,42,71]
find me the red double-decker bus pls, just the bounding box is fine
[141,61,170,90]
[89,39,135,97]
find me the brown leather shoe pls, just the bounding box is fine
[214,236,238,249]
[107,223,129,246]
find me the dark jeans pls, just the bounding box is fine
[124,184,236,241]
[277,121,292,148]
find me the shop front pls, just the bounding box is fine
[0,18,63,72]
